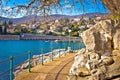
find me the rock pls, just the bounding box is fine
[84,50,100,61]
[112,78,120,80]
[85,51,100,70]
[85,76,93,80]
[113,29,120,50]
[21,62,29,69]
[82,20,112,56]
[31,58,40,67]
[91,66,106,80]
[68,20,120,80]
[105,56,120,80]
[69,48,90,76]
[67,74,77,80]
[112,50,120,56]
[101,57,114,66]
[68,47,72,52]
[67,74,86,80]
[76,67,90,76]
[88,59,100,70]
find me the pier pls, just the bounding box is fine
[20,33,82,42]
[0,34,82,42]
[0,35,20,40]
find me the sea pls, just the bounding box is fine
[0,40,85,80]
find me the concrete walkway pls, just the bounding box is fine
[15,53,75,80]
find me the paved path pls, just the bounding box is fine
[15,53,75,80]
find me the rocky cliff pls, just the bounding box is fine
[68,20,120,80]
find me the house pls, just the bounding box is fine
[73,18,80,22]
[36,29,45,34]
[50,25,56,31]
[63,26,69,31]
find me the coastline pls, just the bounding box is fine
[0,40,84,80]
[14,48,74,77]
[0,34,82,42]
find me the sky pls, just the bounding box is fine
[0,0,109,18]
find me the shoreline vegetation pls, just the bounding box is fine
[0,33,82,42]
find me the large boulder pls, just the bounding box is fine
[69,48,100,77]
[82,20,113,57]
[105,56,120,79]
[69,49,90,76]
[113,29,120,50]
[68,20,120,80]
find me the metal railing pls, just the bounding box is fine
[0,46,79,80]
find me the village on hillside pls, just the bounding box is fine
[0,14,104,37]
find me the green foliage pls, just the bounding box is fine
[21,28,29,33]
[71,25,79,32]
[13,30,21,35]
[72,32,79,37]
[89,18,95,25]
[47,31,58,36]
[112,12,120,20]
[3,21,7,26]
[83,26,89,31]
[65,29,69,35]
[31,30,38,34]
[65,25,79,37]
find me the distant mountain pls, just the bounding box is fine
[0,12,107,24]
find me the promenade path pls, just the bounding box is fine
[15,53,76,80]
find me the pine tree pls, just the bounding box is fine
[3,21,7,34]
[8,19,13,25]
[0,25,2,34]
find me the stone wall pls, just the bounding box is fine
[68,20,120,80]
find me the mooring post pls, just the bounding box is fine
[59,48,60,58]
[41,49,44,65]
[64,45,67,56]
[64,50,66,56]
[28,51,31,73]
[51,48,53,61]
[10,56,14,80]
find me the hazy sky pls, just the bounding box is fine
[1,0,109,18]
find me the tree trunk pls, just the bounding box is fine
[102,0,120,14]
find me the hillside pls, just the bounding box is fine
[0,12,107,24]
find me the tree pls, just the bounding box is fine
[0,0,120,30]
[3,21,8,34]
[8,19,13,25]
[71,25,79,32]
[13,29,21,35]
[0,25,2,34]
[21,28,29,33]
[0,0,119,19]
[72,32,79,37]
[89,18,95,25]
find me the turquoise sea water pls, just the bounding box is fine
[0,40,85,80]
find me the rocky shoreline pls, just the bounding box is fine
[68,20,120,80]
[14,48,73,77]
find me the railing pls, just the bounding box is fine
[0,46,78,80]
